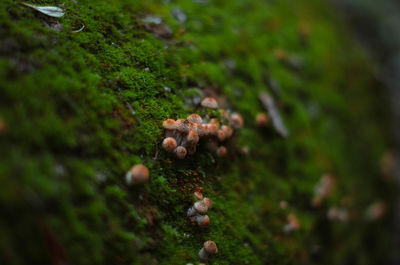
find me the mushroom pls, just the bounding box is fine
[230,113,243,129]
[186,130,199,145]
[176,119,191,134]
[217,130,226,142]
[125,164,149,185]
[221,125,232,138]
[191,214,210,227]
[216,146,227,157]
[256,113,269,127]
[196,124,209,137]
[207,123,219,136]
[187,113,203,124]
[187,201,208,217]
[198,241,218,261]
[163,119,177,137]
[283,214,300,233]
[202,198,213,209]
[175,146,187,159]
[162,137,177,153]
[201,97,218,109]
[194,191,203,201]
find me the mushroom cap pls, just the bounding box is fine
[194,191,203,200]
[201,124,210,136]
[187,130,199,144]
[217,130,226,142]
[175,146,187,159]
[201,97,218,109]
[221,125,233,138]
[208,123,219,136]
[163,119,177,130]
[230,113,243,129]
[176,120,191,133]
[187,113,203,124]
[195,124,205,137]
[162,137,177,153]
[204,241,218,254]
[126,164,149,185]
[194,201,208,214]
[196,215,210,227]
[256,113,269,127]
[216,146,227,157]
[202,198,213,209]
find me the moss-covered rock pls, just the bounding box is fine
[0,0,394,264]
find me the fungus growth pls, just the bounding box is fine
[161,97,243,159]
[125,164,149,185]
[187,192,213,227]
[198,240,218,261]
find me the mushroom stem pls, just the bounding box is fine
[198,248,208,261]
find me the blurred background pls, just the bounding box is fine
[329,1,400,263]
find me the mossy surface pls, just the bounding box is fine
[0,0,394,264]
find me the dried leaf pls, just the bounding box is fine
[259,92,289,138]
[21,3,64,18]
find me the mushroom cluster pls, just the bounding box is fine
[187,191,213,227]
[161,97,243,159]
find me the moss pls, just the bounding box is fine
[0,0,394,264]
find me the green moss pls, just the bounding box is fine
[0,0,394,264]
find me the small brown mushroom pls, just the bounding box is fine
[283,213,300,233]
[163,119,177,137]
[216,146,227,157]
[162,137,177,153]
[230,113,243,129]
[186,130,199,145]
[175,146,187,159]
[125,164,149,185]
[162,119,177,130]
[201,97,218,109]
[221,125,232,138]
[217,130,226,142]
[187,201,208,217]
[191,214,210,227]
[176,120,191,133]
[194,191,203,201]
[198,241,218,261]
[187,113,203,124]
[207,123,219,136]
[202,198,213,209]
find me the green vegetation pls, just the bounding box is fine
[0,0,394,264]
